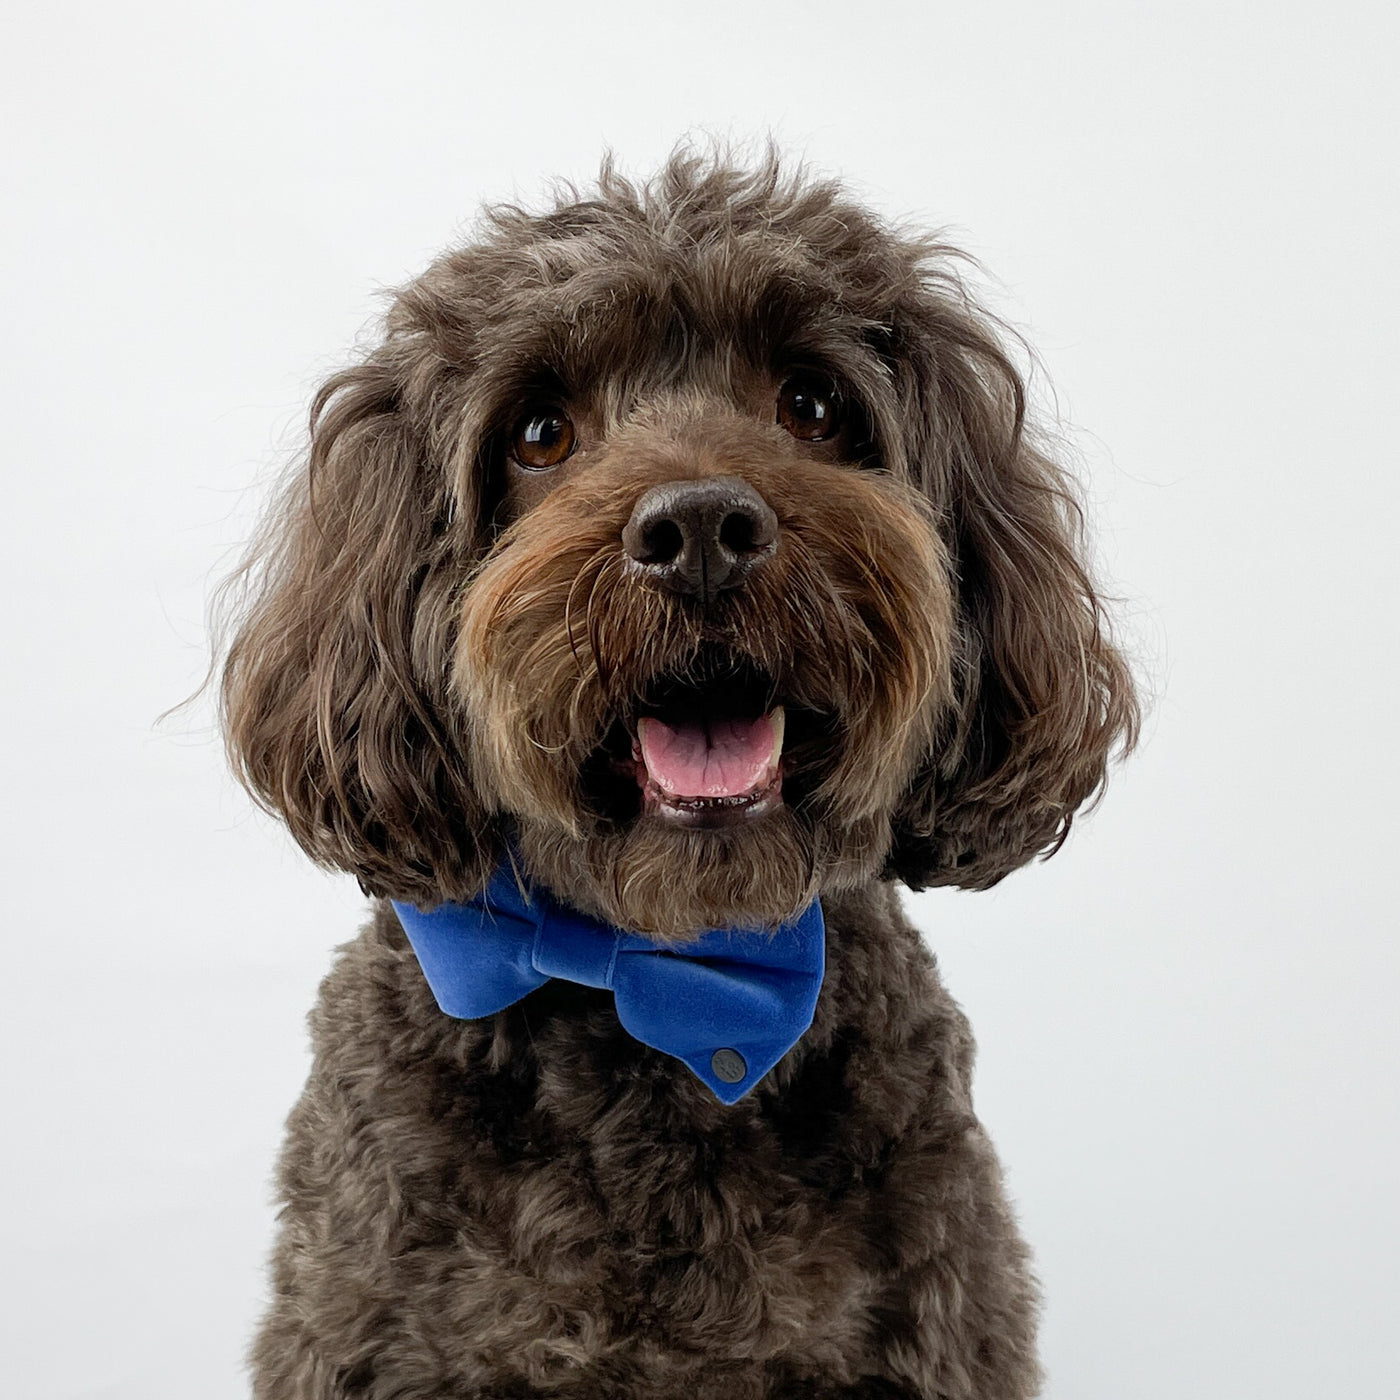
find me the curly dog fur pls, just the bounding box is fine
[222,150,1138,1398]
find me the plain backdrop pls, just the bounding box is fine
[3,2,1397,1397]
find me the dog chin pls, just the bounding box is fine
[515,806,821,943]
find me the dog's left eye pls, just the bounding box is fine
[511,409,577,470]
[776,376,843,442]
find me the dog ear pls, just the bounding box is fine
[220,348,498,905]
[884,284,1139,890]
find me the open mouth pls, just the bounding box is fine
[634,704,785,826]
[583,653,802,830]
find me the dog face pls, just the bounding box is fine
[460,404,951,937]
[222,154,1136,937]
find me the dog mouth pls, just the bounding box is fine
[582,653,817,830]
[633,704,785,826]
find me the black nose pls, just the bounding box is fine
[622,476,778,604]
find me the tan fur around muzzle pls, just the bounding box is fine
[454,414,953,937]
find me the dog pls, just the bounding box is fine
[222,150,1137,1399]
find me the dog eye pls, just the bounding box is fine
[776,376,843,442]
[511,409,576,470]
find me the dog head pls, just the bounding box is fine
[222,153,1137,938]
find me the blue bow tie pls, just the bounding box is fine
[391,861,825,1104]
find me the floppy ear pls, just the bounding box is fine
[884,282,1139,890]
[220,346,498,906]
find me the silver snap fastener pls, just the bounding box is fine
[711,1048,747,1083]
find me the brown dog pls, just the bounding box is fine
[223,151,1137,1399]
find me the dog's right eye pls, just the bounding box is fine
[776,375,843,443]
[511,409,576,470]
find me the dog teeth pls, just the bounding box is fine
[768,706,785,768]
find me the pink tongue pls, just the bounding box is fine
[638,714,775,799]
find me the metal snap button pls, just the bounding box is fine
[710,1048,747,1083]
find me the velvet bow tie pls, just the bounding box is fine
[391,861,825,1104]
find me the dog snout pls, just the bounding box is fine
[621,476,778,604]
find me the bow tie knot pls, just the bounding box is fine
[392,860,825,1104]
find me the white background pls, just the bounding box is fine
[3,2,1397,1396]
